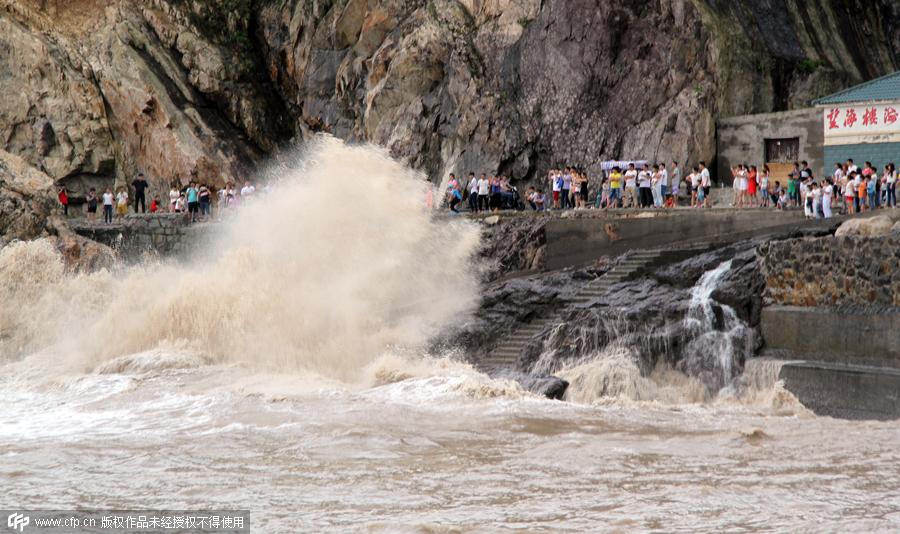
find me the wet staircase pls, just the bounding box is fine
[478,249,664,370]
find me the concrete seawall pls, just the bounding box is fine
[544,210,843,270]
[779,361,900,420]
[761,306,900,420]
[761,306,900,367]
[71,214,217,259]
[82,208,845,268]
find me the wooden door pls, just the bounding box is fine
[765,138,799,181]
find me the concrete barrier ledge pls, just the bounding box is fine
[761,305,900,368]
[780,360,900,420]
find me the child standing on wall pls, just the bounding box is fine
[843,174,853,214]
[858,176,868,213]
[867,171,878,211]
[115,187,129,220]
[599,178,610,209]
[169,185,180,213]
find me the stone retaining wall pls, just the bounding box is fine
[759,235,900,307]
[71,214,216,259]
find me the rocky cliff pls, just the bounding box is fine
[0,148,57,243]
[1,0,899,204]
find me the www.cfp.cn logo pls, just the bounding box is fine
[7,513,29,532]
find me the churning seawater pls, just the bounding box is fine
[2,139,899,532]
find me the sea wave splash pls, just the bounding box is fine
[0,137,481,385]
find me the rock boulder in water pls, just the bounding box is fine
[489,369,569,400]
[46,231,116,273]
[709,248,766,326]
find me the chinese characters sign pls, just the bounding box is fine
[823,103,900,145]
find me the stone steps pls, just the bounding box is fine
[478,248,666,370]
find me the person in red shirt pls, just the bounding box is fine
[747,165,758,207]
[57,187,69,216]
[150,196,160,213]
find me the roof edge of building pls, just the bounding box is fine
[813,71,900,106]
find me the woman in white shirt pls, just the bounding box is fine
[730,164,747,207]
[102,188,114,224]
[843,179,855,214]
[886,163,897,208]
[730,166,740,207]
[812,183,822,219]
[739,165,749,208]
[800,180,811,218]
[832,163,843,197]
[651,167,662,208]
[638,165,653,208]
[689,168,699,208]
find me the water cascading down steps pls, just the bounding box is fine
[478,249,665,371]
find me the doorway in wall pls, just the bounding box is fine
[765,137,800,180]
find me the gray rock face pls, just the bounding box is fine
[3,0,900,199]
[477,215,549,281]
[254,0,900,185]
[46,221,116,273]
[0,149,115,268]
[448,236,764,395]
[0,149,57,244]
[0,15,116,193]
[0,0,283,202]
[432,266,604,361]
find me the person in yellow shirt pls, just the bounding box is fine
[608,167,623,208]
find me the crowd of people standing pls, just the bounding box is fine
[595,161,691,209]
[64,173,262,224]
[443,157,898,219]
[726,159,898,217]
[444,161,695,213]
[444,173,522,213]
